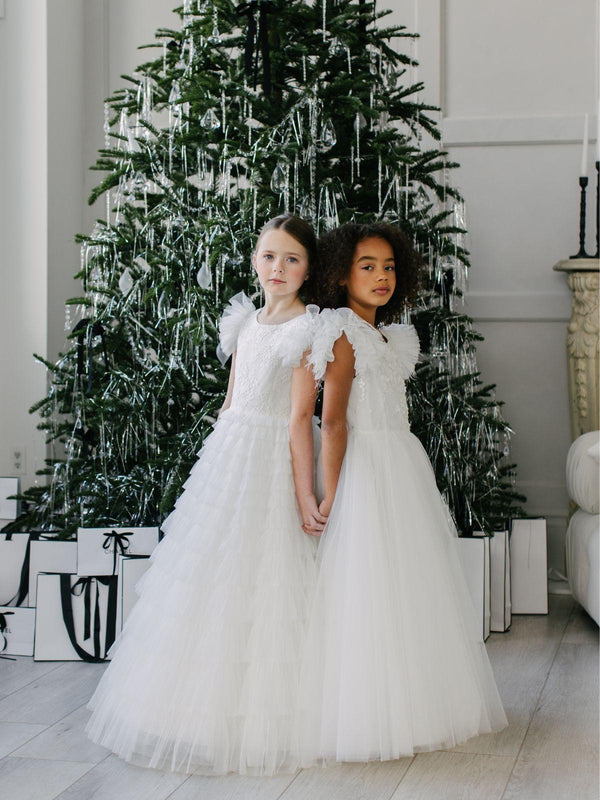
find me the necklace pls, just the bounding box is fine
[353,312,388,343]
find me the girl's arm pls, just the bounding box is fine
[290,350,328,536]
[217,350,237,418]
[319,332,355,516]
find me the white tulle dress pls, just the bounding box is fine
[85,292,321,776]
[297,307,508,765]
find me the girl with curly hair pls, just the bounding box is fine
[296,222,508,766]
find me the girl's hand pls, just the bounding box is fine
[299,494,328,536]
[318,497,333,518]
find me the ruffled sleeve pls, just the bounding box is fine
[216,291,256,365]
[308,307,378,381]
[307,308,343,381]
[382,323,421,380]
[278,304,321,369]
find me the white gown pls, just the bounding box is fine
[297,307,508,765]
[85,293,320,776]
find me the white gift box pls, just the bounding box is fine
[116,554,151,631]
[0,532,34,606]
[0,606,35,657]
[457,535,491,641]
[474,530,511,632]
[77,527,160,576]
[34,573,118,661]
[510,518,548,614]
[29,540,77,606]
[0,477,20,519]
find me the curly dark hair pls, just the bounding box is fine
[310,222,425,325]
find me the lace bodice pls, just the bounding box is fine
[309,307,420,433]
[218,292,320,423]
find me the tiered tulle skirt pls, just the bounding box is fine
[297,426,508,765]
[85,408,318,776]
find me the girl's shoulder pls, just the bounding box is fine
[380,322,421,380]
[217,291,257,364]
[309,309,421,381]
[277,303,320,369]
[309,307,380,380]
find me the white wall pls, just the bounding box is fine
[0,0,48,494]
[1,0,597,574]
[385,0,599,572]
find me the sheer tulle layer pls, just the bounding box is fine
[85,410,318,776]
[297,427,508,765]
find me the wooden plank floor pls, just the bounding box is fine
[0,594,597,800]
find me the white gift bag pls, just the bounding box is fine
[510,518,548,614]
[474,530,511,632]
[77,527,160,576]
[0,606,35,657]
[34,573,118,661]
[29,540,77,606]
[0,477,20,519]
[116,554,151,631]
[0,532,37,606]
[457,535,491,641]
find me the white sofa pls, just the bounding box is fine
[565,431,600,625]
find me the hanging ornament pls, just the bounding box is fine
[270,161,287,194]
[118,267,134,295]
[157,290,171,320]
[196,261,212,289]
[208,11,221,44]
[297,195,312,220]
[132,172,148,191]
[328,36,346,57]
[182,0,193,27]
[103,102,111,148]
[118,108,135,151]
[200,108,221,130]
[318,118,337,151]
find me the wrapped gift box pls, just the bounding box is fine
[457,535,491,641]
[34,573,118,662]
[474,530,511,632]
[0,532,38,606]
[510,518,548,614]
[0,477,20,519]
[116,554,151,631]
[29,540,77,606]
[77,527,160,576]
[0,606,35,657]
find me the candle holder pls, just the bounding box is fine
[570,176,593,259]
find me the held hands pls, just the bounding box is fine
[318,497,333,518]
[299,494,329,537]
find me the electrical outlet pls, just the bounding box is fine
[10,445,26,475]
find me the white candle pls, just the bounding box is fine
[580,113,588,177]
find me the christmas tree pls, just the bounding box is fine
[5,0,525,538]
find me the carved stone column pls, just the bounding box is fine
[553,258,600,441]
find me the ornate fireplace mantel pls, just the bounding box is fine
[553,258,600,441]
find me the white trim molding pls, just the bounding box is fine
[442,114,599,148]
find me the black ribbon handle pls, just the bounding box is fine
[236,1,273,96]
[0,611,16,661]
[1,531,42,607]
[101,530,132,575]
[59,575,117,663]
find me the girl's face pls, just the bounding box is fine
[252,228,310,297]
[340,236,397,311]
